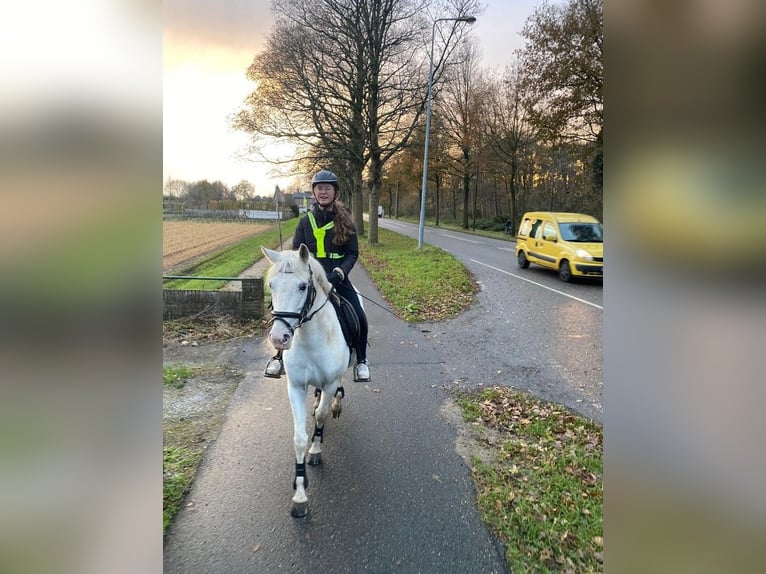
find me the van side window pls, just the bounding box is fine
[542,222,557,241]
[519,218,532,237]
[529,219,542,239]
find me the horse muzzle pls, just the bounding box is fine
[269,326,293,350]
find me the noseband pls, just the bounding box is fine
[270,265,331,335]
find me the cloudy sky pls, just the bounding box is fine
[163,0,541,195]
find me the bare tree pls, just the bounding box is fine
[164,177,187,198]
[436,40,483,229]
[231,180,255,202]
[234,0,481,243]
[363,0,482,242]
[234,0,369,229]
[481,64,536,230]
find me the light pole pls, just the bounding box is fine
[418,15,476,249]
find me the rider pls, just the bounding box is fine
[264,169,371,382]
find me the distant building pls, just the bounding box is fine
[290,192,313,213]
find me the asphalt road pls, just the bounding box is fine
[379,218,602,422]
[163,220,602,573]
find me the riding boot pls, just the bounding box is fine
[264,350,284,379]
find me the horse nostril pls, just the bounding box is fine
[282,334,291,344]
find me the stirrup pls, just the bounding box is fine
[353,360,370,382]
[264,356,284,379]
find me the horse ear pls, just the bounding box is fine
[261,246,282,264]
[298,243,310,263]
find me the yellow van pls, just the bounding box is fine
[516,212,603,282]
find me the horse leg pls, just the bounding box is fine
[287,382,310,518]
[330,385,345,419]
[308,383,339,466]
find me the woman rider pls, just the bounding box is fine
[264,169,371,382]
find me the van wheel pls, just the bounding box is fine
[559,260,572,282]
[517,251,529,269]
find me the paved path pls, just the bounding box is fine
[220,236,293,291]
[164,260,509,573]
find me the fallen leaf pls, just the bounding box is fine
[252,544,261,553]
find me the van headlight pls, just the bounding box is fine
[575,249,593,260]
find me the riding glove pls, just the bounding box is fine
[327,270,343,287]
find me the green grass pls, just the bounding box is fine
[164,218,299,290]
[163,442,204,532]
[359,228,478,322]
[163,365,196,389]
[456,386,603,573]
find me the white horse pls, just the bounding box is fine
[261,244,355,517]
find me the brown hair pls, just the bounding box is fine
[331,200,355,246]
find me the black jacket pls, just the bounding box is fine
[292,203,359,279]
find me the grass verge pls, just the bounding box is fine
[359,228,478,322]
[163,443,203,532]
[163,365,196,389]
[456,386,603,572]
[164,218,299,290]
[163,362,244,534]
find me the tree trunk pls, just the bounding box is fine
[462,169,470,229]
[435,175,441,226]
[351,170,365,236]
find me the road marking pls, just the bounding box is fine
[440,233,483,244]
[469,259,604,310]
[496,247,515,252]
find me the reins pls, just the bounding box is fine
[355,290,400,318]
[268,257,399,335]
[269,265,333,335]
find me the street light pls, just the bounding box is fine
[418,15,477,249]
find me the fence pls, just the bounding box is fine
[162,207,289,221]
[162,276,264,320]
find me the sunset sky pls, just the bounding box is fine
[163,0,541,196]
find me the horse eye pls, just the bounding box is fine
[298,282,307,292]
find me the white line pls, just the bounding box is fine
[469,259,604,310]
[439,233,483,244]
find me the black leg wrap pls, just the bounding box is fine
[312,425,324,443]
[335,386,345,399]
[293,462,308,490]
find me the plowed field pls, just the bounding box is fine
[163,220,268,271]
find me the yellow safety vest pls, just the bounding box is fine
[307,212,343,260]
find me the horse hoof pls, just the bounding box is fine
[291,502,308,518]
[308,453,322,466]
[332,410,341,419]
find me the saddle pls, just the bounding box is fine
[330,292,360,354]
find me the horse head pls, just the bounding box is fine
[262,244,332,350]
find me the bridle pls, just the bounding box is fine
[269,264,332,335]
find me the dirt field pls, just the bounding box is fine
[163,220,269,271]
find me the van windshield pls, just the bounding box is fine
[559,222,603,243]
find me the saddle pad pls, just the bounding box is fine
[331,293,360,351]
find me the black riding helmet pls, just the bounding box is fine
[311,170,338,191]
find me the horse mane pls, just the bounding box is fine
[266,249,332,295]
